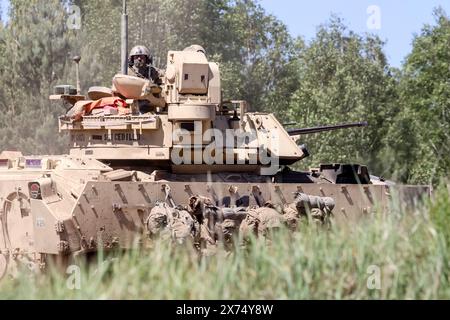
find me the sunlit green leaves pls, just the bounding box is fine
[288,16,397,175]
[385,8,450,184]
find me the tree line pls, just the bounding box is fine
[0,0,448,185]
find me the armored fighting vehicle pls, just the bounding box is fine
[0,43,429,279]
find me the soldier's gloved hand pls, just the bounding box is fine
[141,80,162,96]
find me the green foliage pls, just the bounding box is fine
[384,8,450,184]
[121,0,230,67]
[287,16,398,175]
[217,0,301,114]
[1,0,73,101]
[0,188,449,299]
[429,183,450,248]
[0,0,73,154]
[73,0,122,86]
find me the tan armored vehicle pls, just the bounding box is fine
[0,45,428,279]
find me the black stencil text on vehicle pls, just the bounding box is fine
[103,133,141,141]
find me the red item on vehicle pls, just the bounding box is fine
[84,97,127,114]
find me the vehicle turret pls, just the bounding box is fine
[53,47,314,176]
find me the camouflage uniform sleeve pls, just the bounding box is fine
[127,67,138,77]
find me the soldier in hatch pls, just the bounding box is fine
[127,45,164,114]
[127,45,162,85]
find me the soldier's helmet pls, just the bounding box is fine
[128,45,153,66]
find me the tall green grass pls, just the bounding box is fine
[0,184,449,299]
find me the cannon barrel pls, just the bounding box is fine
[287,121,368,136]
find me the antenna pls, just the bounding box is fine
[72,55,81,94]
[121,0,128,74]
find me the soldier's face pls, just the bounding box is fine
[133,55,146,68]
